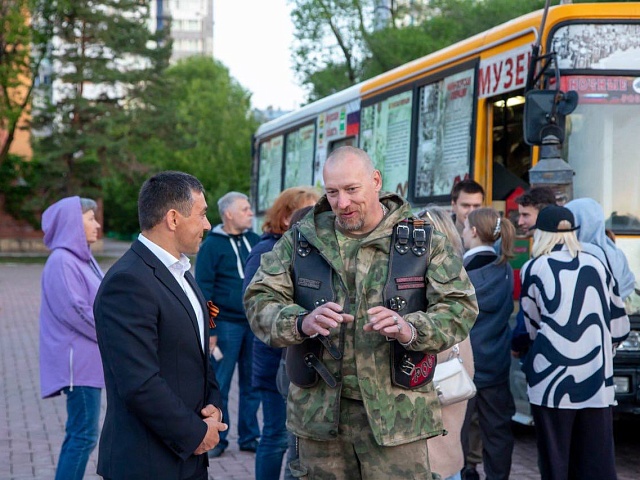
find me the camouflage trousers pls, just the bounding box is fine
[289,397,435,480]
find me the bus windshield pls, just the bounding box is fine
[564,88,640,234]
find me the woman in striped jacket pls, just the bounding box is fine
[520,205,629,480]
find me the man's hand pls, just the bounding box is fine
[363,306,413,344]
[201,404,223,422]
[300,302,354,337]
[193,406,228,455]
[208,335,218,356]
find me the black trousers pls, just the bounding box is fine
[461,381,515,480]
[531,404,617,480]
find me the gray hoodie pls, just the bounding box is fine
[566,197,635,300]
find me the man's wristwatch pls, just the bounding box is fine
[296,311,310,338]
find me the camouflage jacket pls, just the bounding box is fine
[244,192,478,446]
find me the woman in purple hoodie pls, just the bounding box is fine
[39,196,105,480]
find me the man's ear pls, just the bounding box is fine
[373,169,382,191]
[167,209,179,231]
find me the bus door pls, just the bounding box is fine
[489,91,530,211]
[487,89,532,280]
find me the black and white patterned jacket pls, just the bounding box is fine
[520,246,629,409]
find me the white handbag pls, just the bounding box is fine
[433,343,476,406]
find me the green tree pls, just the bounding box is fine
[361,0,551,78]
[29,0,171,211]
[292,0,631,99]
[164,58,257,213]
[0,0,54,164]
[104,56,258,235]
[290,0,371,101]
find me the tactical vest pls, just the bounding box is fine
[286,218,437,390]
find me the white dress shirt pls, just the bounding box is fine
[138,234,205,352]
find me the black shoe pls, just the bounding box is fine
[461,466,480,480]
[208,445,226,458]
[239,440,259,453]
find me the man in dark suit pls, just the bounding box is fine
[94,171,227,479]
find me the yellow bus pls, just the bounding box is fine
[251,2,640,418]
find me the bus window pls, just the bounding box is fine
[284,124,315,189]
[313,103,361,188]
[491,94,530,201]
[413,67,476,202]
[563,89,640,234]
[361,90,413,198]
[257,136,284,213]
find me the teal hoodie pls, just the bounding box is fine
[195,224,260,323]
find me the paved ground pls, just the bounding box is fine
[0,241,256,480]
[1,239,638,479]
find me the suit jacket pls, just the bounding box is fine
[94,240,222,479]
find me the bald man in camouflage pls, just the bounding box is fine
[244,146,477,479]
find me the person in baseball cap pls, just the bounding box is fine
[534,204,580,233]
[520,199,629,480]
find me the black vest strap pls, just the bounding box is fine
[285,227,343,389]
[383,218,437,390]
[383,218,430,314]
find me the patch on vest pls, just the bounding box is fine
[395,276,426,290]
[297,278,321,290]
[410,354,437,388]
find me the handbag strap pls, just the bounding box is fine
[449,343,463,362]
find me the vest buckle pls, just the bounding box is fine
[412,227,427,256]
[296,231,311,257]
[395,224,410,254]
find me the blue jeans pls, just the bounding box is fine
[211,320,260,448]
[55,386,101,480]
[255,389,288,480]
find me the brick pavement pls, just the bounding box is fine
[0,249,257,480]
[1,240,637,479]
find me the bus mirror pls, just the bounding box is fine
[523,90,578,146]
[558,90,578,115]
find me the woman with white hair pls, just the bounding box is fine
[520,205,629,480]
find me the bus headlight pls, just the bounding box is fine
[613,376,630,394]
[617,331,640,352]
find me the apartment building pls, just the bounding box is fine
[150,0,214,62]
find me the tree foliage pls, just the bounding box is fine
[160,57,258,217]
[0,0,54,164]
[29,0,172,212]
[291,0,631,102]
[103,56,258,235]
[3,2,272,236]
[290,0,370,100]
